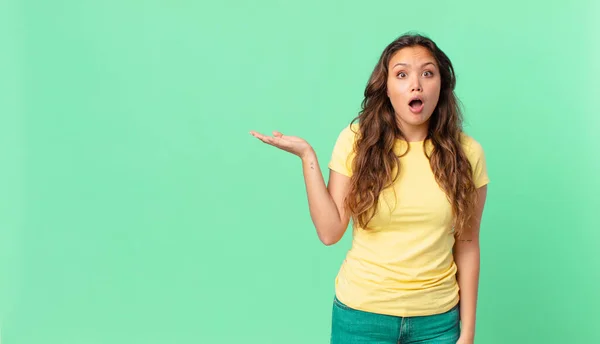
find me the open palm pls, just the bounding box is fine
[250,130,312,159]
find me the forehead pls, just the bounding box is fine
[389,46,437,68]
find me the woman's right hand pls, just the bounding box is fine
[250,130,314,159]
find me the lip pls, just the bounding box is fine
[409,95,423,103]
[408,96,425,114]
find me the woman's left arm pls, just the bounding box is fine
[454,185,488,343]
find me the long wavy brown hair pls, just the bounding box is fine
[345,33,477,238]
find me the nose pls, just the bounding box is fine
[411,78,423,92]
[410,75,422,92]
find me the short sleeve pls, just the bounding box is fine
[464,137,490,188]
[328,124,358,177]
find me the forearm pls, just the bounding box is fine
[300,150,345,245]
[454,240,481,338]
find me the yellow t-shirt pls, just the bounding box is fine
[328,123,489,317]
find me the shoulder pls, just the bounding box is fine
[329,123,361,176]
[459,132,485,158]
[334,122,360,146]
[459,132,490,186]
[339,122,360,138]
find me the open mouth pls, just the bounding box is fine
[408,98,424,113]
[409,99,423,108]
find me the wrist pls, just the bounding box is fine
[300,147,316,161]
[460,328,475,339]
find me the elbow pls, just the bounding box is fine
[318,230,343,246]
[321,237,339,246]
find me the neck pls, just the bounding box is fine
[396,116,430,142]
[399,125,428,142]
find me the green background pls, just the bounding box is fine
[1,0,598,343]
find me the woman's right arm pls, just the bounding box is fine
[300,148,351,245]
[250,130,351,246]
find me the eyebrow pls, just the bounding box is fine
[392,62,437,69]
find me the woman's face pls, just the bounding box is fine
[386,46,441,137]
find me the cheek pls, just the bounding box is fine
[387,90,405,107]
[430,81,441,100]
[431,90,441,107]
[388,80,409,93]
[387,81,409,101]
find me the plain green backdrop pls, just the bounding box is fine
[1,0,598,343]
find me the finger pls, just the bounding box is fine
[252,131,279,143]
[250,131,269,141]
[273,130,283,138]
[264,135,291,149]
[250,130,265,138]
[256,135,274,145]
[253,133,281,147]
[250,131,291,149]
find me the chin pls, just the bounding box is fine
[400,115,431,126]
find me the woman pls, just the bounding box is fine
[250,33,489,344]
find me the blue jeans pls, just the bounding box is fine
[331,296,460,344]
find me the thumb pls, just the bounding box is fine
[273,130,283,138]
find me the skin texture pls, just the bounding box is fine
[386,45,441,142]
[248,130,350,245]
[453,185,487,343]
